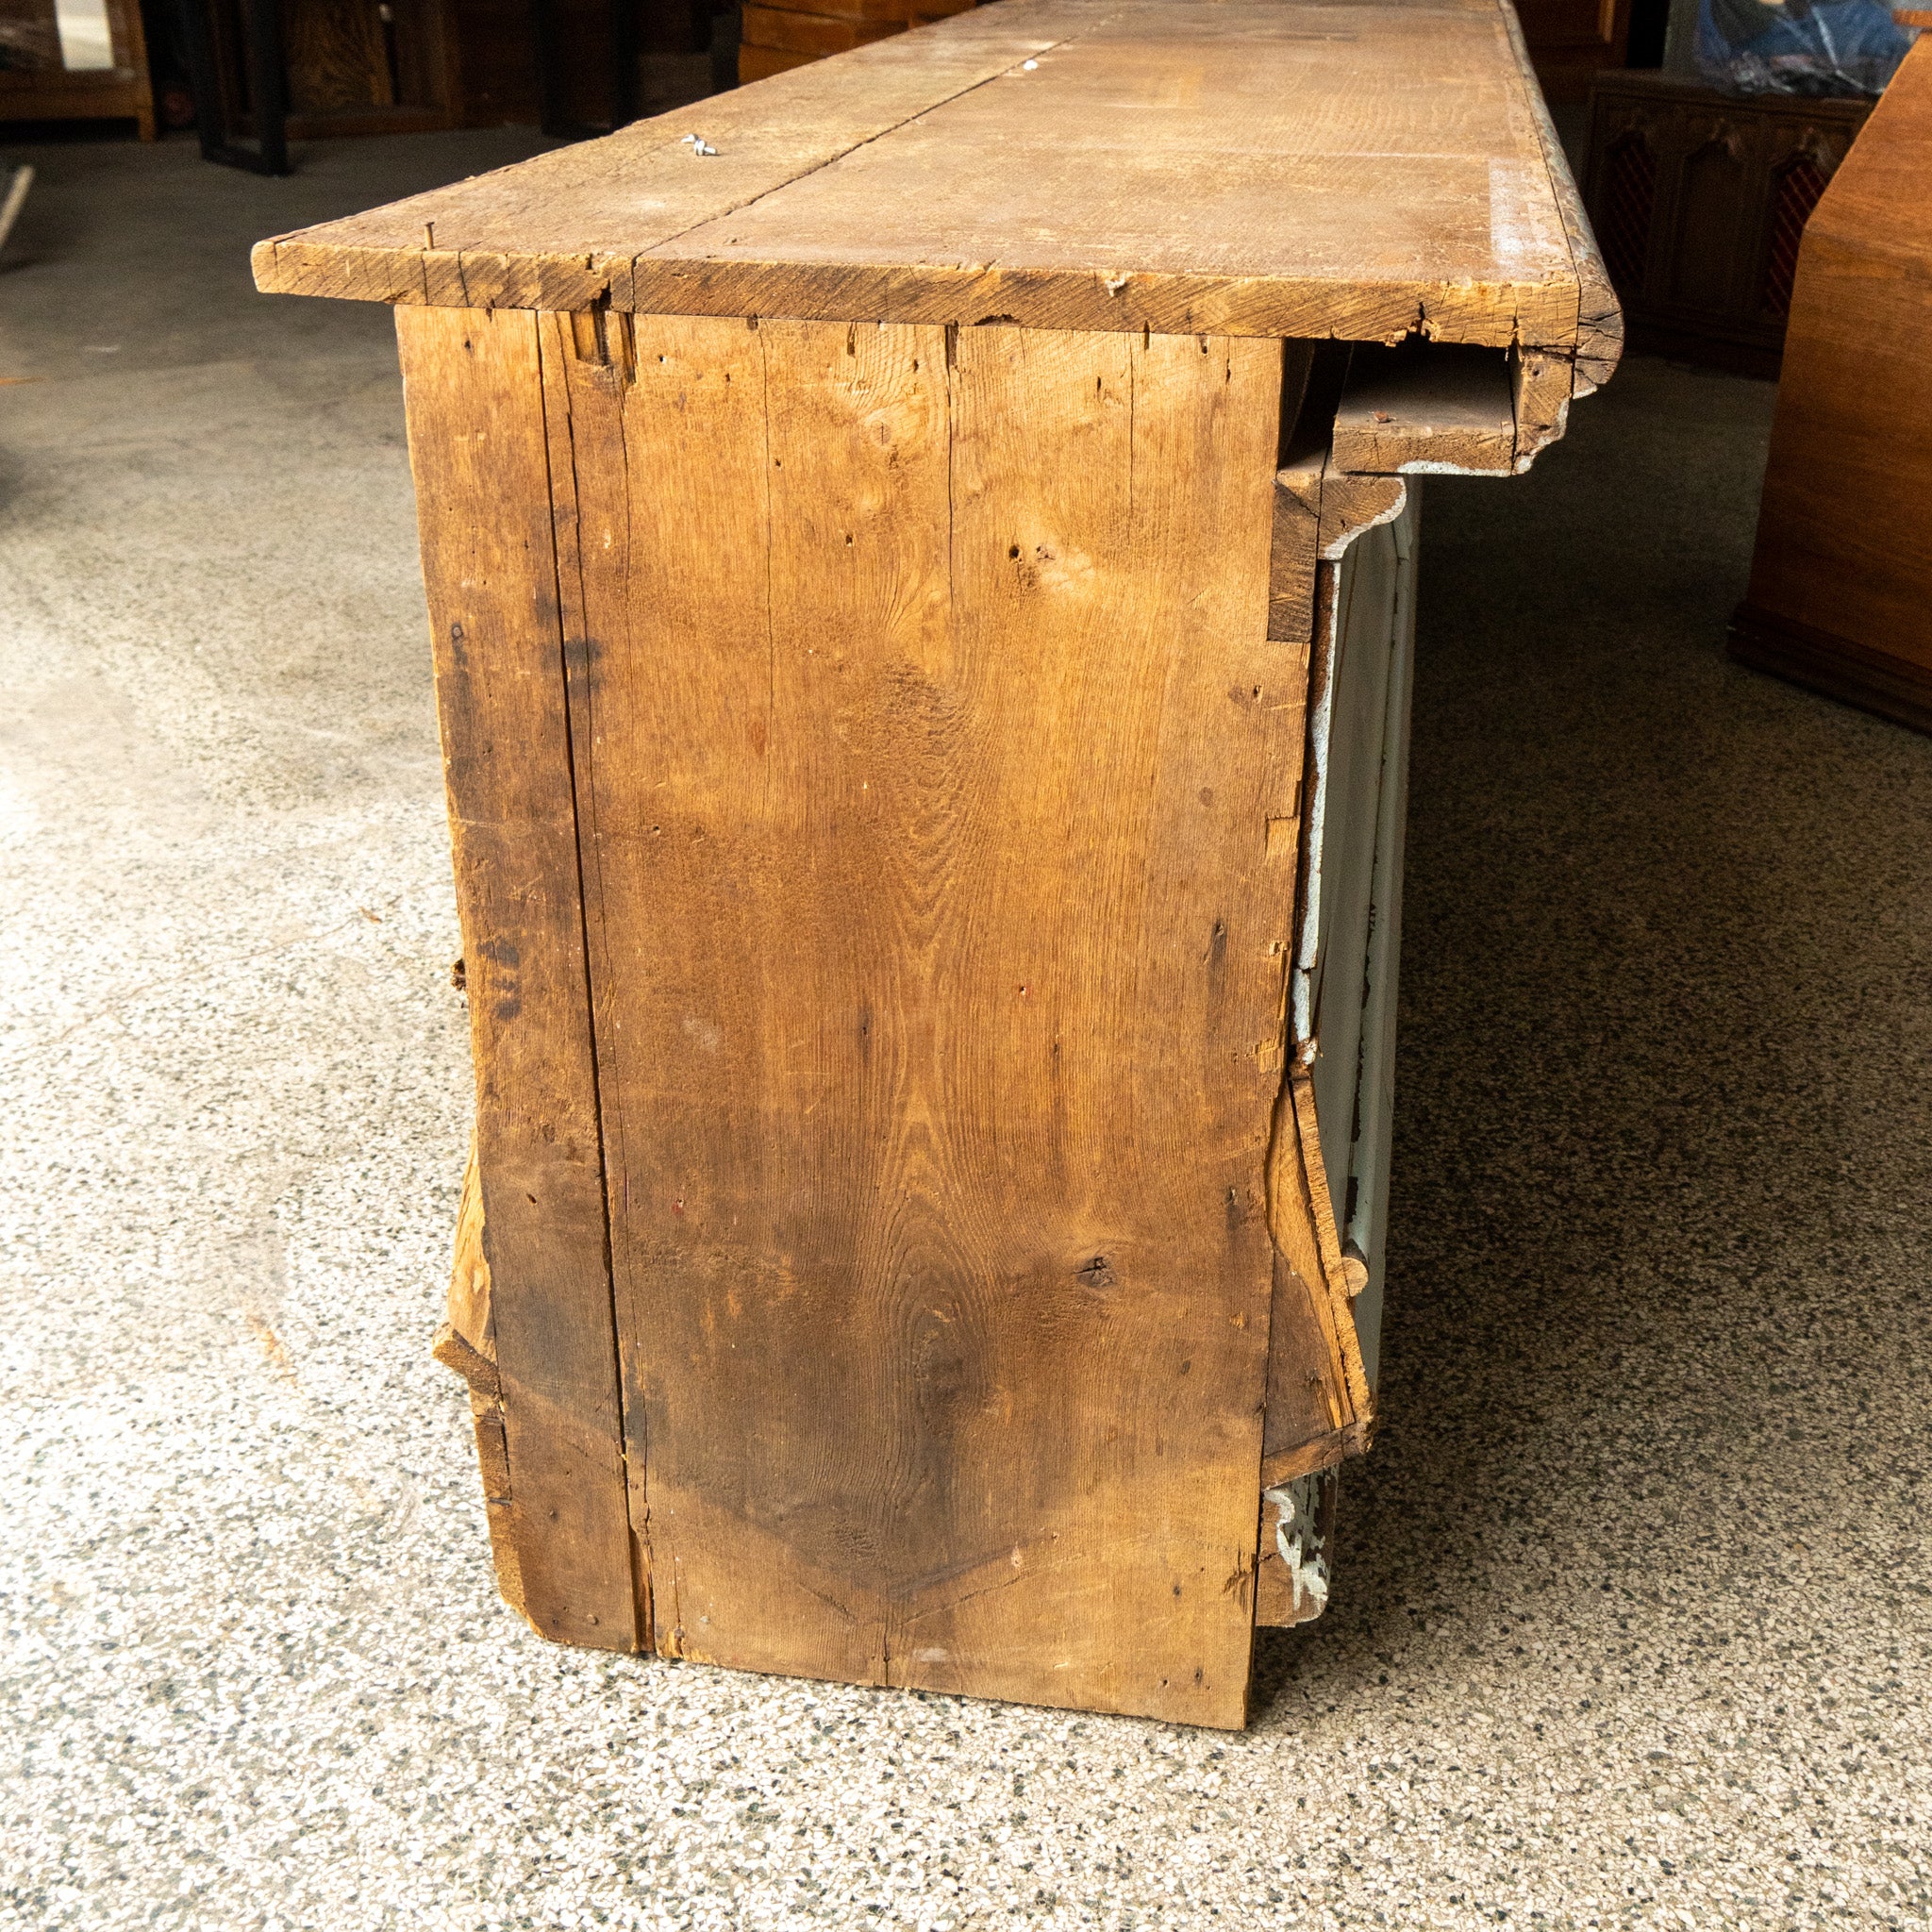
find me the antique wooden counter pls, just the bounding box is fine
[256,0,1618,1729]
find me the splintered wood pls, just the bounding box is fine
[263,0,1617,1726]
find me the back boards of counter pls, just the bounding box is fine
[257,0,1616,1725]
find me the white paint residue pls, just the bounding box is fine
[1263,1478,1329,1615]
[0,774,39,851]
[54,0,114,69]
[1489,158,1565,280]
[1291,569,1343,1046]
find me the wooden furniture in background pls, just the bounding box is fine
[0,0,155,137]
[253,0,1619,1728]
[737,0,973,82]
[193,0,680,149]
[1732,27,1932,732]
[1517,0,1630,102]
[1583,70,1871,376]
[196,0,468,142]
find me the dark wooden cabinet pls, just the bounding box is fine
[205,0,478,138]
[1583,71,1870,375]
[1518,0,1632,104]
[1732,35,1932,732]
[0,0,156,137]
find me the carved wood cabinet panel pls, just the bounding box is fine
[1583,72,1871,375]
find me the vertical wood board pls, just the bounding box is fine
[396,303,640,1652]
[546,314,1294,1726]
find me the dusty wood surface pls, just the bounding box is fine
[1732,32,1932,733]
[398,305,641,1654]
[255,0,1614,384]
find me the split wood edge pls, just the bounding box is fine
[430,1137,528,1622]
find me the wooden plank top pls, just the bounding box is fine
[255,0,1619,373]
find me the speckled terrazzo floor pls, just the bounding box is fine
[2,131,1930,1932]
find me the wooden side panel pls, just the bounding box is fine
[547,315,1289,1727]
[396,304,639,1652]
[1737,37,1932,708]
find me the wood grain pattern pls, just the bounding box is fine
[1493,0,1622,388]
[535,312,1300,1725]
[254,0,1609,375]
[1731,33,1932,732]
[1511,346,1573,470]
[397,304,641,1654]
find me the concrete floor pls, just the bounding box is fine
[2,130,1929,1932]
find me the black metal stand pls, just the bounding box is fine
[536,0,645,138]
[178,0,291,175]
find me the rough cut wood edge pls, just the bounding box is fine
[429,1141,528,1613]
[1316,468,1406,560]
[1263,1052,1370,1440]
[1289,1066,1372,1416]
[1491,0,1623,392]
[254,234,1580,351]
[445,1132,495,1359]
[1259,1421,1370,1491]
[1512,347,1574,471]
[1331,342,1583,481]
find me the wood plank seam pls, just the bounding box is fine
[630,37,1079,274]
[398,304,641,1654]
[525,313,1283,1724]
[539,307,653,1652]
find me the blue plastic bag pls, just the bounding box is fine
[1697,0,1914,93]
